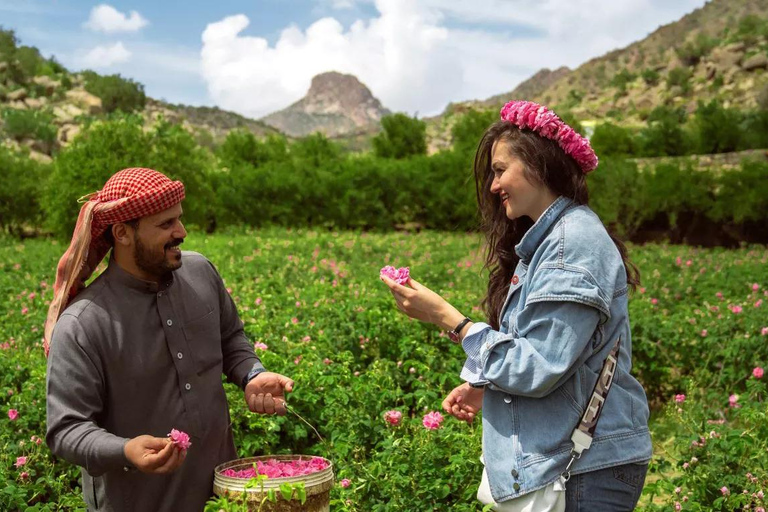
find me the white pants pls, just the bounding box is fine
[477,467,565,512]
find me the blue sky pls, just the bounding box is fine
[1,0,707,118]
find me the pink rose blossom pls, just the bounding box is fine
[674,394,686,403]
[674,502,681,511]
[323,358,332,365]
[21,307,28,315]
[221,457,328,479]
[755,300,763,308]
[8,409,18,421]
[255,297,262,306]
[15,456,27,468]
[422,411,444,430]
[762,327,768,336]
[651,298,658,305]
[295,301,301,307]
[254,342,268,351]
[730,305,743,314]
[384,410,402,426]
[340,478,351,488]
[728,394,739,408]
[721,486,730,496]
[675,487,681,494]
[700,329,707,337]
[380,266,411,285]
[716,292,723,299]
[291,317,299,325]
[753,367,764,379]
[683,462,689,469]
[753,283,760,291]
[168,429,192,451]
[19,471,29,479]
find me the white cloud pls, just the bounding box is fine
[201,0,707,118]
[79,42,132,68]
[84,4,148,33]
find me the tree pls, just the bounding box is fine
[372,114,427,159]
[450,108,497,154]
[82,71,147,114]
[590,123,636,157]
[693,100,741,154]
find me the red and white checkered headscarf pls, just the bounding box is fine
[44,168,185,355]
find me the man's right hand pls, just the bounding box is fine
[124,435,186,474]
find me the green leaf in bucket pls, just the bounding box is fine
[296,483,307,504]
[279,483,293,501]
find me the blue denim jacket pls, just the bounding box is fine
[461,196,652,503]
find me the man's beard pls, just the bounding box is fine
[134,235,183,279]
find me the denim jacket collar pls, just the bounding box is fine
[515,196,573,263]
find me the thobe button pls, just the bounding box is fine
[166,319,173,326]
[177,352,183,359]
[185,383,191,391]
[504,396,512,404]
[511,469,519,478]
[123,466,129,472]
[158,292,163,297]
[513,483,520,492]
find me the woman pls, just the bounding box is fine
[381,101,652,511]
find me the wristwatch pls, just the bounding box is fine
[448,317,472,343]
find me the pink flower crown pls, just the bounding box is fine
[499,100,598,173]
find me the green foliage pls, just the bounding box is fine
[450,108,497,154]
[46,114,216,238]
[640,68,660,87]
[0,28,63,85]
[1,108,56,147]
[216,129,289,168]
[610,68,636,96]
[692,100,742,154]
[734,14,768,45]
[639,106,691,157]
[667,67,693,95]
[81,71,146,114]
[675,33,718,67]
[2,231,767,510]
[565,89,584,109]
[372,113,427,159]
[590,123,636,157]
[0,145,48,234]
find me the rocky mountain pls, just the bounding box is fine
[261,72,390,138]
[427,0,768,152]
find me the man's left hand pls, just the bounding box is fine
[245,372,294,416]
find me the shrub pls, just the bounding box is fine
[667,67,693,95]
[81,71,146,114]
[692,100,742,154]
[372,114,427,159]
[450,108,497,154]
[675,33,718,67]
[638,106,691,156]
[590,123,637,157]
[0,145,48,234]
[1,108,56,152]
[641,68,660,87]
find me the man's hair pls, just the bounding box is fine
[103,219,140,245]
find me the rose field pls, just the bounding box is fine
[1,229,767,511]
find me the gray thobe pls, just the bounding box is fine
[46,251,264,512]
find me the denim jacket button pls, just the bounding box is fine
[511,275,519,285]
[504,396,512,404]
[513,482,521,492]
[511,469,519,478]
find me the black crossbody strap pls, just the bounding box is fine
[561,337,621,482]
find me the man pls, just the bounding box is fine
[44,168,293,511]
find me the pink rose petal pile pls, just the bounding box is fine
[221,457,329,479]
[380,266,410,285]
[168,429,191,451]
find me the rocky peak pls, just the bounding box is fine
[261,71,390,138]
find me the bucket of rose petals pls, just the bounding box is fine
[213,454,334,511]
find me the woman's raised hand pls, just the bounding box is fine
[381,275,463,331]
